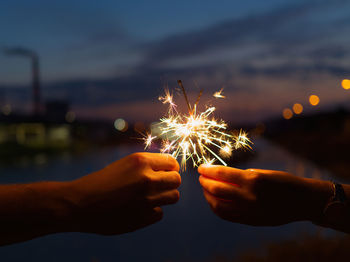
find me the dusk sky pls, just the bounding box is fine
[1,0,350,123]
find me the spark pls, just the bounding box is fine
[213,88,225,99]
[159,89,177,112]
[144,81,252,169]
[219,142,232,158]
[143,133,157,150]
[234,130,252,150]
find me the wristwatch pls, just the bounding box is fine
[320,182,348,225]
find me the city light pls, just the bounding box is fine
[65,111,76,123]
[114,118,128,132]
[2,104,12,116]
[292,103,303,114]
[342,79,350,90]
[283,108,293,120]
[309,95,320,106]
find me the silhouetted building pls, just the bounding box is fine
[45,100,69,121]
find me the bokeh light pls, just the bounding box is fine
[292,103,303,114]
[342,79,350,90]
[114,118,128,132]
[65,111,76,123]
[309,95,320,106]
[2,104,12,116]
[282,108,293,120]
[134,122,146,132]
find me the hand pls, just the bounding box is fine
[198,165,332,226]
[67,152,181,235]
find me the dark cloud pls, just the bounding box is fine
[65,23,132,52]
[136,0,350,74]
[308,46,349,60]
[239,63,350,77]
[2,0,350,122]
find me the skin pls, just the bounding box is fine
[198,165,350,232]
[0,152,181,246]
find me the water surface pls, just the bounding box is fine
[0,139,344,261]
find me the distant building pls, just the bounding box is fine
[0,115,71,148]
[45,100,69,121]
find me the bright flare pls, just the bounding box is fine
[144,83,252,169]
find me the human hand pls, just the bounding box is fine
[198,165,332,226]
[67,152,181,235]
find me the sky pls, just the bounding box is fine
[0,0,350,123]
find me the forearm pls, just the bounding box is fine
[0,181,76,246]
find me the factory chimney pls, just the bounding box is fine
[4,47,41,115]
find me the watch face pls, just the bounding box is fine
[324,201,347,223]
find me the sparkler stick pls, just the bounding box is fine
[177,80,192,113]
[194,89,203,109]
[143,81,252,170]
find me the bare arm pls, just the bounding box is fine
[0,181,74,245]
[0,152,181,246]
[198,165,350,233]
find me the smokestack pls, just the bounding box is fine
[31,54,41,115]
[3,47,41,115]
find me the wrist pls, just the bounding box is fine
[42,181,82,233]
[56,180,88,232]
[301,178,333,222]
[20,181,80,234]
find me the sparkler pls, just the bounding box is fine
[143,81,252,169]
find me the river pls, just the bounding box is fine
[0,138,345,261]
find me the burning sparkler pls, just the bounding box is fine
[143,81,252,169]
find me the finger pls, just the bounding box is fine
[145,153,180,172]
[203,190,232,213]
[198,165,245,186]
[199,175,245,200]
[148,171,181,192]
[203,189,219,210]
[148,207,164,223]
[203,190,240,221]
[133,207,164,230]
[147,189,180,206]
[247,168,287,176]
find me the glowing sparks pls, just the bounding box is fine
[213,88,225,99]
[143,133,157,150]
[144,82,252,169]
[159,89,176,112]
[219,143,232,158]
[234,130,252,150]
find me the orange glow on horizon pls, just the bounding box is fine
[282,108,293,119]
[292,103,303,114]
[342,79,350,90]
[309,95,320,106]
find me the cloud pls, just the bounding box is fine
[138,0,350,71]
[2,0,350,123]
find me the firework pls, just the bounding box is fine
[144,81,252,169]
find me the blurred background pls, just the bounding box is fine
[1,0,350,261]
